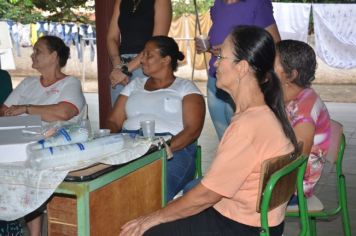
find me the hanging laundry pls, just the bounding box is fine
[0,21,15,70]
[18,23,31,47]
[313,4,356,69]
[272,3,311,43]
[31,23,38,46]
[7,20,21,57]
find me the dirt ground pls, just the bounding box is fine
[7,44,356,103]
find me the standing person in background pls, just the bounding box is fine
[196,0,281,140]
[107,0,172,106]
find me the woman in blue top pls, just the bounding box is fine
[196,0,281,140]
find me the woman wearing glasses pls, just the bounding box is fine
[119,26,297,236]
[196,0,280,140]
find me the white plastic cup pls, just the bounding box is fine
[196,34,210,52]
[140,120,155,138]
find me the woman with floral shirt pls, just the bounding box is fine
[275,40,331,201]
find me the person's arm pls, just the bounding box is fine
[119,183,222,236]
[170,94,205,152]
[106,95,128,132]
[107,0,122,67]
[3,102,78,122]
[0,105,6,116]
[255,0,281,43]
[265,24,281,43]
[126,0,172,73]
[293,122,315,156]
[107,0,129,86]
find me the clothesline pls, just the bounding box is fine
[2,3,356,69]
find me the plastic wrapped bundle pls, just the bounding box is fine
[29,124,90,150]
[27,134,130,170]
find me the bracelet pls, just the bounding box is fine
[25,104,31,114]
[114,62,125,70]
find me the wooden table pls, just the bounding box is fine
[47,148,167,236]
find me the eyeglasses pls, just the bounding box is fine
[216,53,236,62]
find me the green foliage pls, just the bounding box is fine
[0,0,43,23]
[32,0,93,23]
[173,0,214,19]
[0,0,94,24]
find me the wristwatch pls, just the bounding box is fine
[121,65,132,77]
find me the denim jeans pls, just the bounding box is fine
[166,142,197,201]
[207,74,235,140]
[121,130,197,202]
[110,53,146,106]
[183,177,201,194]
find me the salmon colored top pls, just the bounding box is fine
[202,105,294,227]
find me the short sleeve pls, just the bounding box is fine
[286,90,318,127]
[176,78,202,97]
[121,77,143,97]
[3,78,27,107]
[201,123,260,198]
[58,77,86,113]
[254,0,276,28]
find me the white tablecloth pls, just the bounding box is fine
[0,134,167,221]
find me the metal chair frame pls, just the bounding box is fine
[260,154,310,236]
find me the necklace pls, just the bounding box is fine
[132,0,142,13]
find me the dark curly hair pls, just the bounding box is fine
[39,35,70,68]
[276,40,317,88]
[147,36,185,71]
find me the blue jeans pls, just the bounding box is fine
[120,130,197,202]
[183,177,201,194]
[207,74,235,140]
[288,194,298,206]
[110,54,145,106]
[166,142,197,201]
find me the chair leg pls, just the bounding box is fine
[340,175,351,236]
[310,218,317,236]
[195,145,202,178]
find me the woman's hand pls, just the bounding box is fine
[195,37,210,54]
[119,212,162,236]
[209,46,220,57]
[110,69,129,87]
[3,105,26,116]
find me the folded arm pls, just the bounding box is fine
[2,102,79,122]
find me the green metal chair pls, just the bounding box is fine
[259,153,310,236]
[286,120,351,236]
[194,144,202,178]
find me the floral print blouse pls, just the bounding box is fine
[286,88,331,197]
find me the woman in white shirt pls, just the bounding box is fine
[107,36,206,201]
[0,35,86,236]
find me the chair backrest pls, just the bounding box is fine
[325,120,344,164]
[256,143,302,213]
[259,154,308,236]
